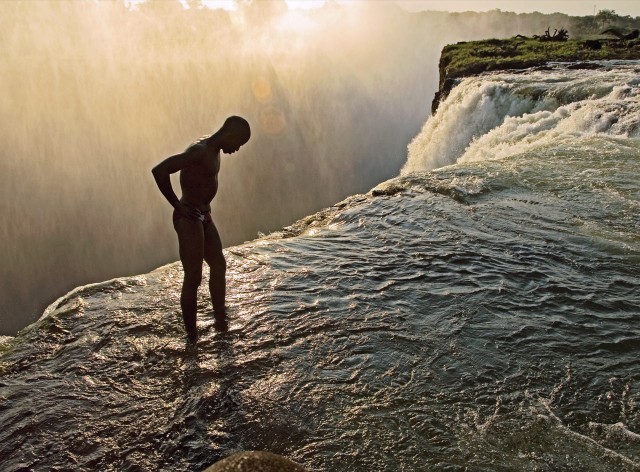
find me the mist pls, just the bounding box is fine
[1,0,589,334]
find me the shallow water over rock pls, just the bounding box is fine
[2,64,639,471]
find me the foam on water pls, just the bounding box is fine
[403,62,640,173]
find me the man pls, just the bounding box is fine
[152,116,251,343]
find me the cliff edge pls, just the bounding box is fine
[432,35,640,114]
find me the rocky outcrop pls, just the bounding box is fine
[432,37,640,114]
[204,451,308,472]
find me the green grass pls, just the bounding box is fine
[440,37,640,84]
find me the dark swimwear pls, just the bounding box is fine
[173,208,213,229]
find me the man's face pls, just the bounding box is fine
[222,133,249,154]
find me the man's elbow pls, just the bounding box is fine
[151,165,164,179]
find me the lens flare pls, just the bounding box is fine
[259,106,287,135]
[251,76,273,104]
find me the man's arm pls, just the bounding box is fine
[152,147,203,218]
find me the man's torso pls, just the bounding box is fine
[179,143,220,212]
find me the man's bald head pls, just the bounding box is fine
[217,116,251,154]
[222,116,250,140]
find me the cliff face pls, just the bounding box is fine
[432,36,640,114]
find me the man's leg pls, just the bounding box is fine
[203,220,226,315]
[174,218,204,341]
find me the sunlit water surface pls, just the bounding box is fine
[1,63,639,471]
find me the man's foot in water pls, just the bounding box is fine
[186,328,198,344]
[214,309,229,332]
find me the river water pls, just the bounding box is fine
[1,62,639,471]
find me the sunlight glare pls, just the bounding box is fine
[201,0,236,10]
[277,9,316,34]
[202,0,326,11]
[285,0,326,9]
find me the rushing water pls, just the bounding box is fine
[1,62,639,471]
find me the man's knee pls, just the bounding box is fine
[207,251,226,273]
[183,270,203,288]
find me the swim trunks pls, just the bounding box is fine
[173,208,213,228]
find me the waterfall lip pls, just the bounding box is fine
[38,273,150,324]
[405,60,640,174]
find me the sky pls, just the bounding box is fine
[201,0,640,17]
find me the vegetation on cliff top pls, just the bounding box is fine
[439,36,640,85]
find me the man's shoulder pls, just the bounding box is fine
[185,140,208,153]
[182,142,210,162]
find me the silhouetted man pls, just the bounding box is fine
[152,116,251,343]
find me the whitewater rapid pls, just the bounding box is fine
[404,61,640,172]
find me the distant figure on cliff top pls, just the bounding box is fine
[152,116,251,344]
